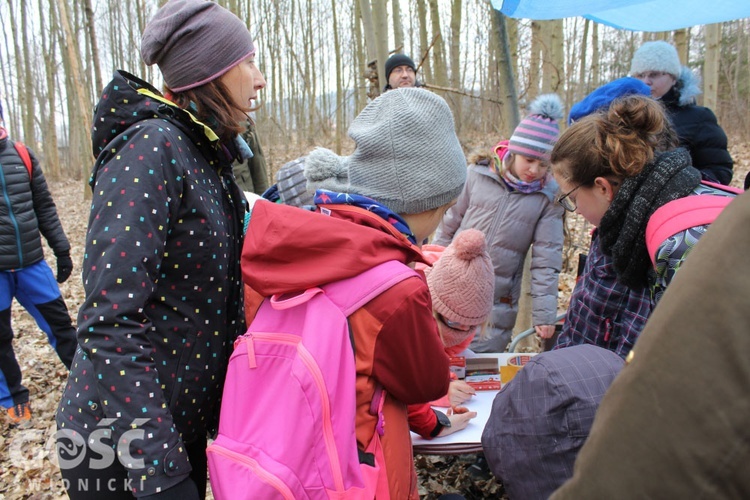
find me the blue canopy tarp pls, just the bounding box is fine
[492,0,750,31]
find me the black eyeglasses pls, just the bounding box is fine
[557,184,583,212]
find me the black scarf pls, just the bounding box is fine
[598,148,701,289]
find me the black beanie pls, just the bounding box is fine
[385,53,416,82]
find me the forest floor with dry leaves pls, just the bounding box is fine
[0,140,748,499]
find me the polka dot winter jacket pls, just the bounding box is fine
[56,70,247,495]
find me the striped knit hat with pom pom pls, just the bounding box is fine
[508,94,564,162]
[426,229,494,347]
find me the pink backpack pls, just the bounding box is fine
[207,260,418,499]
[645,181,741,266]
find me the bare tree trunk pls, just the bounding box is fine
[448,0,462,128]
[427,0,448,88]
[591,22,600,89]
[332,0,343,153]
[704,23,721,111]
[358,0,380,98]
[490,7,519,138]
[20,0,35,144]
[57,0,94,186]
[39,0,61,177]
[371,0,389,97]
[416,0,431,82]
[6,0,31,142]
[578,19,590,97]
[507,16,518,91]
[550,19,564,93]
[674,28,689,64]
[353,0,366,112]
[539,20,562,94]
[83,0,103,94]
[391,0,404,53]
[528,21,541,101]
[305,0,316,142]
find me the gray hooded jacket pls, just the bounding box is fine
[433,160,563,352]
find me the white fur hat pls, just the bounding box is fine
[630,41,681,78]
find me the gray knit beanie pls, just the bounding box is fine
[141,0,255,93]
[305,88,467,214]
[630,41,681,79]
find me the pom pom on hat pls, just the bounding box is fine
[508,94,564,162]
[568,77,651,124]
[427,229,494,347]
[141,0,255,93]
[630,41,681,80]
[304,147,349,193]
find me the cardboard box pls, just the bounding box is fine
[465,357,500,391]
[448,356,466,379]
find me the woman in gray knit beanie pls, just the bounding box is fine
[139,0,266,142]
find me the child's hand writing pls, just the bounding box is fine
[438,406,478,437]
[448,379,476,406]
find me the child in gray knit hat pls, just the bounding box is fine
[240,87,466,498]
[304,87,466,228]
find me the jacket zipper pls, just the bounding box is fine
[207,443,296,500]
[242,332,346,493]
[0,168,24,267]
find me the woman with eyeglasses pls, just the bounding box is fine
[630,41,733,185]
[407,229,494,440]
[551,95,736,310]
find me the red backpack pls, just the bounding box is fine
[13,141,33,179]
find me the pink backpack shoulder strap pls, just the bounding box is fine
[13,141,32,179]
[700,180,743,195]
[323,260,419,316]
[646,195,734,266]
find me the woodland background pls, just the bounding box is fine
[1,0,750,498]
[1,0,749,183]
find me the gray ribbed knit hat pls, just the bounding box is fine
[141,0,255,93]
[304,88,466,214]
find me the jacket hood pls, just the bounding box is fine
[242,201,426,296]
[673,66,701,106]
[92,70,221,160]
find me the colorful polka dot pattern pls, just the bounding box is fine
[56,74,245,495]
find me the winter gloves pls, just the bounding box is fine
[55,251,73,283]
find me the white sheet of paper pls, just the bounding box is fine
[410,389,498,447]
[410,352,538,451]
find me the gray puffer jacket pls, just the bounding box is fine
[0,134,70,271]
[433,159,563,352]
